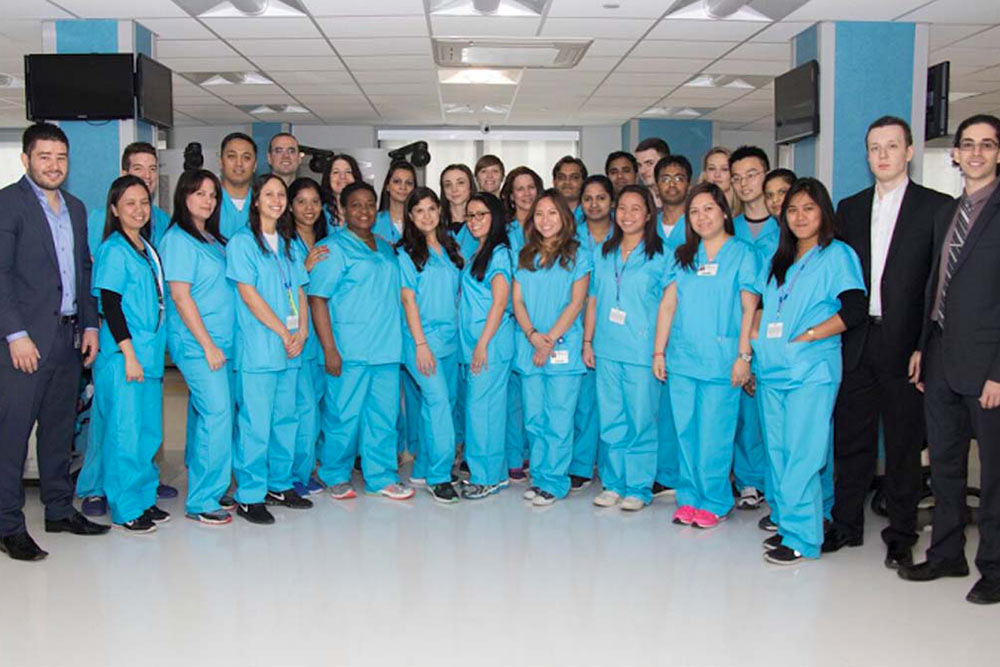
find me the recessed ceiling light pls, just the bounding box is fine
[684,74,766,89]
[666,0,771,22]
[429,0,547,17]
[439,68,522,85]
[239,104,309,114]
[176,0,307,18]
[641,106,704,118]
[0,73,24,88]
[949,91,977,102]
[434,38,591,69]
[194,72,274,86]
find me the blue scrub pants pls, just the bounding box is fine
[523,373,582,499]
[595,358,659,504]
[454,365,467,446]
[506,371,528,471]
[758,381,839,559]
[670,375,739,516]
[292,362,323,485]
[94,354,162,524]
[734,391,767,492]
[570,368,602,481]
[396,368,421,455]
[656,378,680,488]
[465,360,511,486]
[234,368,298,503]
[318,363,400,492]
[75,385,105,498]
[406,354,459,485]
[175,355,234,515]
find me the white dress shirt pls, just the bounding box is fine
[869,178,908,317]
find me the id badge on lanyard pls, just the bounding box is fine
[275,250,299,331]
[611,252,628,326]
[550,337,569,364]
[767,249,815,340]
[697,263,718,277]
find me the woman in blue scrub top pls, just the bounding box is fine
[288,177,331,496]
[226,173,314,525]
[397,186,464,503]
[458,192,515,499]
[160,169,234,525]
[652,183,760,529]
[91,175,167,533]
[308,182,415,502]
[570,175,615,490]
[753,178,866,565]
[374,160,416,245]
[320,153,363,228]
[512,189,591,506]
[583,184,669,512]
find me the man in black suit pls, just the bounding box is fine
[0,122,109,561]
[899,114,1000,605]
[825,117,951,568]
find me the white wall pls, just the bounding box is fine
[580,125,622,174]
[291,125,377,151]
[0,130,24,189]
[167,124,250,164]
[921,147,963,198]
[713,128,776,167]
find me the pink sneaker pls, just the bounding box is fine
[672,505,696,525]
[693,509,726,529]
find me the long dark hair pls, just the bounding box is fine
[500,166,543,223]
[320,153,363,221]
[248,173,294,259]
[439,163,477,232]
[467,192,510,282]
[769,178,838,287]
[288,176,328,243]
[580,174,614,222]
[674,182,734,271]
[519,188,579,271]
[103,175,151,242]
[171,169,225,245]
[378,160,417,212]
[396,187,463,272]
[602,184,663,259]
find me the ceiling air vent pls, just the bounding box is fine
[433,38,591,69]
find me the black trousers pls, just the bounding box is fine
[0,321,80,537]
[924,328,1000,578]
[832,321,925,547]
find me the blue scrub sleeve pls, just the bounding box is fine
[162,232,197,284]
[738,245,762,295]
[398,251,418,291]
[306,240,345,298]
[485,248,511,284]
[827,243,866,296]
[225,234,258,285]
[573,247,593,281]
[93,244,128,296]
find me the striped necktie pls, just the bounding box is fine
[935,195,973,324]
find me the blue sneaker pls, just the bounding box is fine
[81,496,107,517]
[306,477,325,495]
[157,484,179,499]
[292,481,310,497]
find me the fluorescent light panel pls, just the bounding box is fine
[439,68,521,85]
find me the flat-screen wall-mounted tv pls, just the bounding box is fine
[24,53,135,121]
[926,61,950,141]
[774,59,819,144]
[136,54,173,128]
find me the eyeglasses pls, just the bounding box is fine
[468,210,491,221]
[730,170,763,186]
[657,174,688,184]
[958,139,999,154]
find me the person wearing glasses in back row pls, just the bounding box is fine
[267,132,302,187]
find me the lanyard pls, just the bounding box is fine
[613,244,637,304]
[272,244,299,318]
[139,238,164,329]
[776,246,817,318]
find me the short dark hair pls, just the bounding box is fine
[635,137,670,157]
[604,151,637,174]
[729,145,770,172]
[220,131,257,156]
[121,142,156,171]
[552,155,588,181]
[763,168,796,190]
[770,178,838,286]
[268,132,298,152]
[474,154,505,177]
[866,116,913,147]
[340,180,378,211]
[654,155,692,182]
[22,122,69,155]
[953,113,1000,148]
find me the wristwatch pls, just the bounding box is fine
[739,352,753,363]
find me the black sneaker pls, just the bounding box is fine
[764,545,804,565]
[758,513,778,532]
[144,505,171,523]
[570,475,591,492]
[219,495,236,511]
[428,483,459,504]
[652,482,675,498]
[237,502,275,525]
[762,534,783,551]
[265,489,313,509]
[117,514,156,534]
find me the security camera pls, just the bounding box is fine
[480,122,491,134]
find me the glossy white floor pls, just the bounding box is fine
[3,372,996,667]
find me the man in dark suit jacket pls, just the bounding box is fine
[899,114,1000,605]
[825,117,951,569]
[0,123,109,561]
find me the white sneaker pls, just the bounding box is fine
[371,483,415,500]
[532,490,556,506]
[620,496,646,512]
[523,486,539,500]
[408,477,427,487]
[738,486,763,509]
[593,490,621,507]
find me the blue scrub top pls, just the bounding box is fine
[291,236,319,363]
[576,220,613,258]
[665,237,760,381]
[219,189,250,240]
[453,224,479,262]
[590,240,670,366]
[751,240,865,389]
[92,232,167,378]
[373,209,403,245]
[656,211,687,251]
[734,213,780,264]
[88,205,169,258]
[399,246,461,364]
[307,230,402,366]
[161,225,235,360]
[507,220,526,256]
[225,227,308,372]
[573,204,585,225]
[513,249,592,376]
[459,246,514,365]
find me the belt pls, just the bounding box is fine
[869,316,883,325]
[58,314,78,326]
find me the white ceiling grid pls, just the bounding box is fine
[0,0,995,129]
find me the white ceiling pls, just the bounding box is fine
[0,0,998,130]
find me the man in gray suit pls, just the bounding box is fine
[0,122,109,561]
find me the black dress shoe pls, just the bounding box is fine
[0,532,48,561]
[45,511,111,535]
[884,544,913,570]
[898,558,970,582]
[821,528,862,553]
[966,577,1000,605]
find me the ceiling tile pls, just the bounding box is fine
[431,16,540,37]
[361,83,436,95]
[156,40,240,58]
[966,65,1000,82]
[630,40,738,59]
[201,18,322,39]
[573,56,625,71]
[541,18,656,39]
[896,0,1000,24]
[318,16,428,38]
[343,54,435,70]
[725,42,790,62]
[229,39,334,56]
[160,56,256,71]
[547,0,671,19]
[586,39,640,57]
[331,38,430,56]
[958,25,1000,49]
[250,55,347,71]
[647,19,769,41]
[617,57,715,74]
[704,59,789,76]
[784,0,927,21]
[928,23,993,50]
[749,20,815,43]
[930,47,1000,69]
[353,70,437,84]
[139,18,217,40]
[55,0,188,18]
[299,0,425,15]
[282,82,363,95]
[3,3,72,19]
[270,70,354,84]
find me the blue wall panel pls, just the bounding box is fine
[792,24,819,179]
[636,119,713,179]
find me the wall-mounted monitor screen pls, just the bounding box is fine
[24,53,134,121]
[136,54,173,128]
[775,59,819,144]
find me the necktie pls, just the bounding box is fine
[935,195,973,324]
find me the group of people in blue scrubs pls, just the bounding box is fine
[81,133,869,567]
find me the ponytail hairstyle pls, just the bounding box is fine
[519,188,580,271]
[601,184,663,259]
[171,169,225,244]
[467,192,510,282]
[248,173,294,259]
[769,178,839,287]
[397,186,463,272]
[103,175,151,242]
[674,182,734,271]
